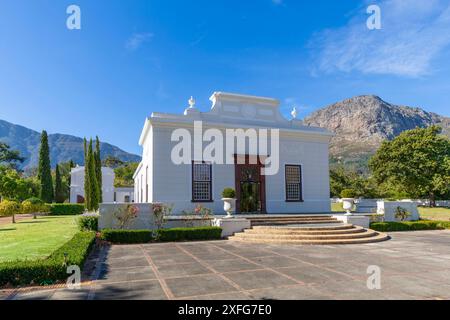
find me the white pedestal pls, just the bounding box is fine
[212,218,251,237]
[333,215,370,228]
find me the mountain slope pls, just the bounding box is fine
[0,119,141,170]
[304,95,450,170]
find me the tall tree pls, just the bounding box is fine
[88,139,99,210]
[369,125,450,206]
[95,136,102,203]
[0,142,24,165]
[37,130,53,203]
[54,164,65,203]
[84,138,91,209]
[102,155,124,168]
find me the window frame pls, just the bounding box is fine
[285,164,303,202]
[191,160,213,203]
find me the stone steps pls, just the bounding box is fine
[228,222,390,245]
[247,224,366,235]
[235,228,378,240]
[247,216,340,227]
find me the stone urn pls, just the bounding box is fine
[222,198,236,219]
[342,198,355,215]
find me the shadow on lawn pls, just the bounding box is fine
[0,228,16,232]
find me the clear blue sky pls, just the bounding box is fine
[1,0,449,155]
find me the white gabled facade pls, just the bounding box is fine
[134,92,333,214]
[70,166,115,203]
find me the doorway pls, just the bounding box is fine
[234,155,266,214]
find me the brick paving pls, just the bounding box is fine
[3,230,450,300]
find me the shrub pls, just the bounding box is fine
[100,227,223,244]
[78,214,99,231]
[0,231,95,286]
[21,198,51,216]
[394,206,411,221]
[340,189,356,198]
[157,227,222,242]
[370,221,443,232]
[222,188,236,198]
[100,229,153,244]
[49,204,85,216]
[0,200,21,217]
[113,204,140,229]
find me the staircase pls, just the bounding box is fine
[228,215,389,245]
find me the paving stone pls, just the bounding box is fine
[93,280,167,300]
[222,270,297,290]
[97,266,156,283]
[156,262,212,278]
[248,285,330,300]
[165,274,238,298]
[205,258,261,273]
[249,255,304,268]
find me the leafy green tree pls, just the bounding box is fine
[369,126,450,206]
[329,165,380,198]
[0,142,24,166]
[102,155,124,168]
[95,136,102,203]
[114,162,139,187]
[37,130,53,203]
[88,139,99,210]
[84,138,91,209]
[0,166,39,201]
[54,164,65,203]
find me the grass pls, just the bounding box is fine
[0,215,79,263]
[331,202,344,212]
[418,207,450,221]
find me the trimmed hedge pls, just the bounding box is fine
[100,227,223,244]
[100,229,153,244]
[0,231,96,287]
[370,221,448,232]
[158,227,222,242]
[49,204,85,216]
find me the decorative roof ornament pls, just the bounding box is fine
[291,106,298,120]
[184,96,200,116]
[188,96,196,108]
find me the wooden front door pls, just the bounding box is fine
[234,155,266,214]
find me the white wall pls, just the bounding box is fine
[70,167,115,203]
[137,124,331,214]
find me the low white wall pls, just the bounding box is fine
[99,203,213,230]
[377,201,419,222]
[212,218,251,237]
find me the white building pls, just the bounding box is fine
[114,187,134,203]
[133,92,333,214]
[70,166,116,203]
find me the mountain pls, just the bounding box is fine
[304,95,450,172]
[0,119,141,171]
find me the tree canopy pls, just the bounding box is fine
[369,125,450,204]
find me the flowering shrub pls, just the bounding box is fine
[21,197,50,219]
[114,204,139,229]
[181,205,213,227]
[153,203,173,230]
[395,206,411,221]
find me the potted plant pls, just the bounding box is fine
[340,189,356,215]
[222,188,236,219]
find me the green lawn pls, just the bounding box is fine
[419,207,450,221]
[0,216,79,263]
[331,202,344,212]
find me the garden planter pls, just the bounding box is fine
[342,198,355,215]
[222,198,236,218]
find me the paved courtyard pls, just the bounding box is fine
[3,230,450,300]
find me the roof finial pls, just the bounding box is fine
[291,106,297,120]
[188,96,196,108]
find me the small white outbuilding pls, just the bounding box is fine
[70,166,115,203]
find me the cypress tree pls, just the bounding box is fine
[38,130,54,203]
[88,139,99,210]
[95,136,103,203]
[84,138,91,209]
[54,164,65,203]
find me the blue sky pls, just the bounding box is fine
[1,0,449,155]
